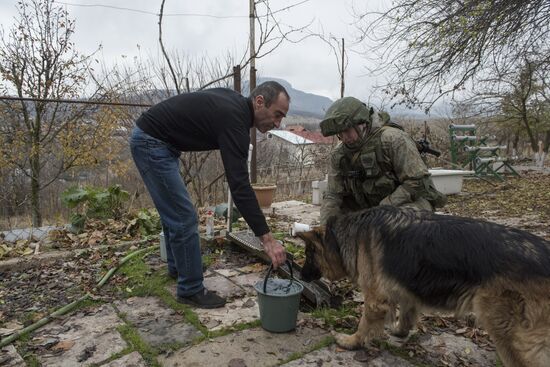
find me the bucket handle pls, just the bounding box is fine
[263,260,294,294]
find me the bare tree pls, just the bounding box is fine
[455,57,550,156]
[353,0,550,111]
[0,0,114,226]
[153,0,312,206]
[316,35,348,98]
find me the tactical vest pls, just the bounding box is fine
[337,124,445,209]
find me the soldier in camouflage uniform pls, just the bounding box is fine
[320,97,446,224]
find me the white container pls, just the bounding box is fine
[205,212,214,237]
[290,222,311,236]
[428,169,473,195]
[159,232,167,262]
[311,179,328,205]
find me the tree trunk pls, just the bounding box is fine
[513,129,520,153]
[520,112,538,152]
[30,139,42,227]
[544,130,550,154]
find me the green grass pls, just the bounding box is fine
[273,231,286,241]
[11,333,43,367]
[23,354,40,367]
[112,256,208,332]
[202,253,216,268]
[114,323,160,367]
[310,304,359,332]
[277,336,334,365]
[205,320,262,339]
[285,242,305,260]
[93,248,302,358]
[113,254,261,338]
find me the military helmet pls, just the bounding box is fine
[320,97,373,137]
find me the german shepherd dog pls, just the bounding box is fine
[298,206,550,367]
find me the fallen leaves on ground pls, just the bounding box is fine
[0,170,548,364]
[444,171,550,239]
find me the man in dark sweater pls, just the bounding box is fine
[130,81,290,308]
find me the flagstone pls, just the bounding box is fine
[101,351,146,367]
[33,305,126,367]
[0,345,26,367]
[158,326,330,367]
[231,272,265,295]
[114,297,202,347]
[281,347,414,367]
[194,296,260,331]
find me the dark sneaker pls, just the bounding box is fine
[177,289,226,309]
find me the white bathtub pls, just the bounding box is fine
[428,169,473,195]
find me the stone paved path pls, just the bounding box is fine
[1,201,501,366]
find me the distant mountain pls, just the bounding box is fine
[243,77,333,119]
[134,77,334,119]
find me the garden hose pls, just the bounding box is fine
[0,242,157,348]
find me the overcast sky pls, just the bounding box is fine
[0,0,391,103]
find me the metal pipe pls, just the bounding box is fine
[463,145,507,152]
[449,124,476,130]
[476,157,507,164]
[0,95,151,107]
[453,135,478,142]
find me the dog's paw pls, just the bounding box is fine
[361,329,386,348]
[331,330,362,350]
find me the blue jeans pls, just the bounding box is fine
[130,126,204,297]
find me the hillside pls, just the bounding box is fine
[243,77,333,119]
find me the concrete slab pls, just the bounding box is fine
[158,326,330,367]
[281,346,414,366]
[418,332,496,367]
[203,275,246,299]
[101,351,146,367]
[231,272,265,296]
[0,345,26,367]
[114,297,202,347]
[194,296,260,331]
[367,351,415,367]
[33,305,126,367]
[236,263,269,274]
[271,201,320,226]
[214,268,240,278]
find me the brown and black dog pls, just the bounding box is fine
[298,205,550,367]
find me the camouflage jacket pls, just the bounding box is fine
[320,125,446,224]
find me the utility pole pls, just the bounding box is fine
[340,38,345,98]
[227,65,242,232]
[249,0,258,184]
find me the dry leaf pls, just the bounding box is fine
[3,321,23,332]
[52,339,75,351]
[21,247,34,256]
[353,350,370,362]
[0,328,17,337]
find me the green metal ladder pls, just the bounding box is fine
[449,124,519,181]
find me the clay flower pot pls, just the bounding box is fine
[252,184,277,208]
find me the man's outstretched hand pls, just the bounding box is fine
[259,232,287,269]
